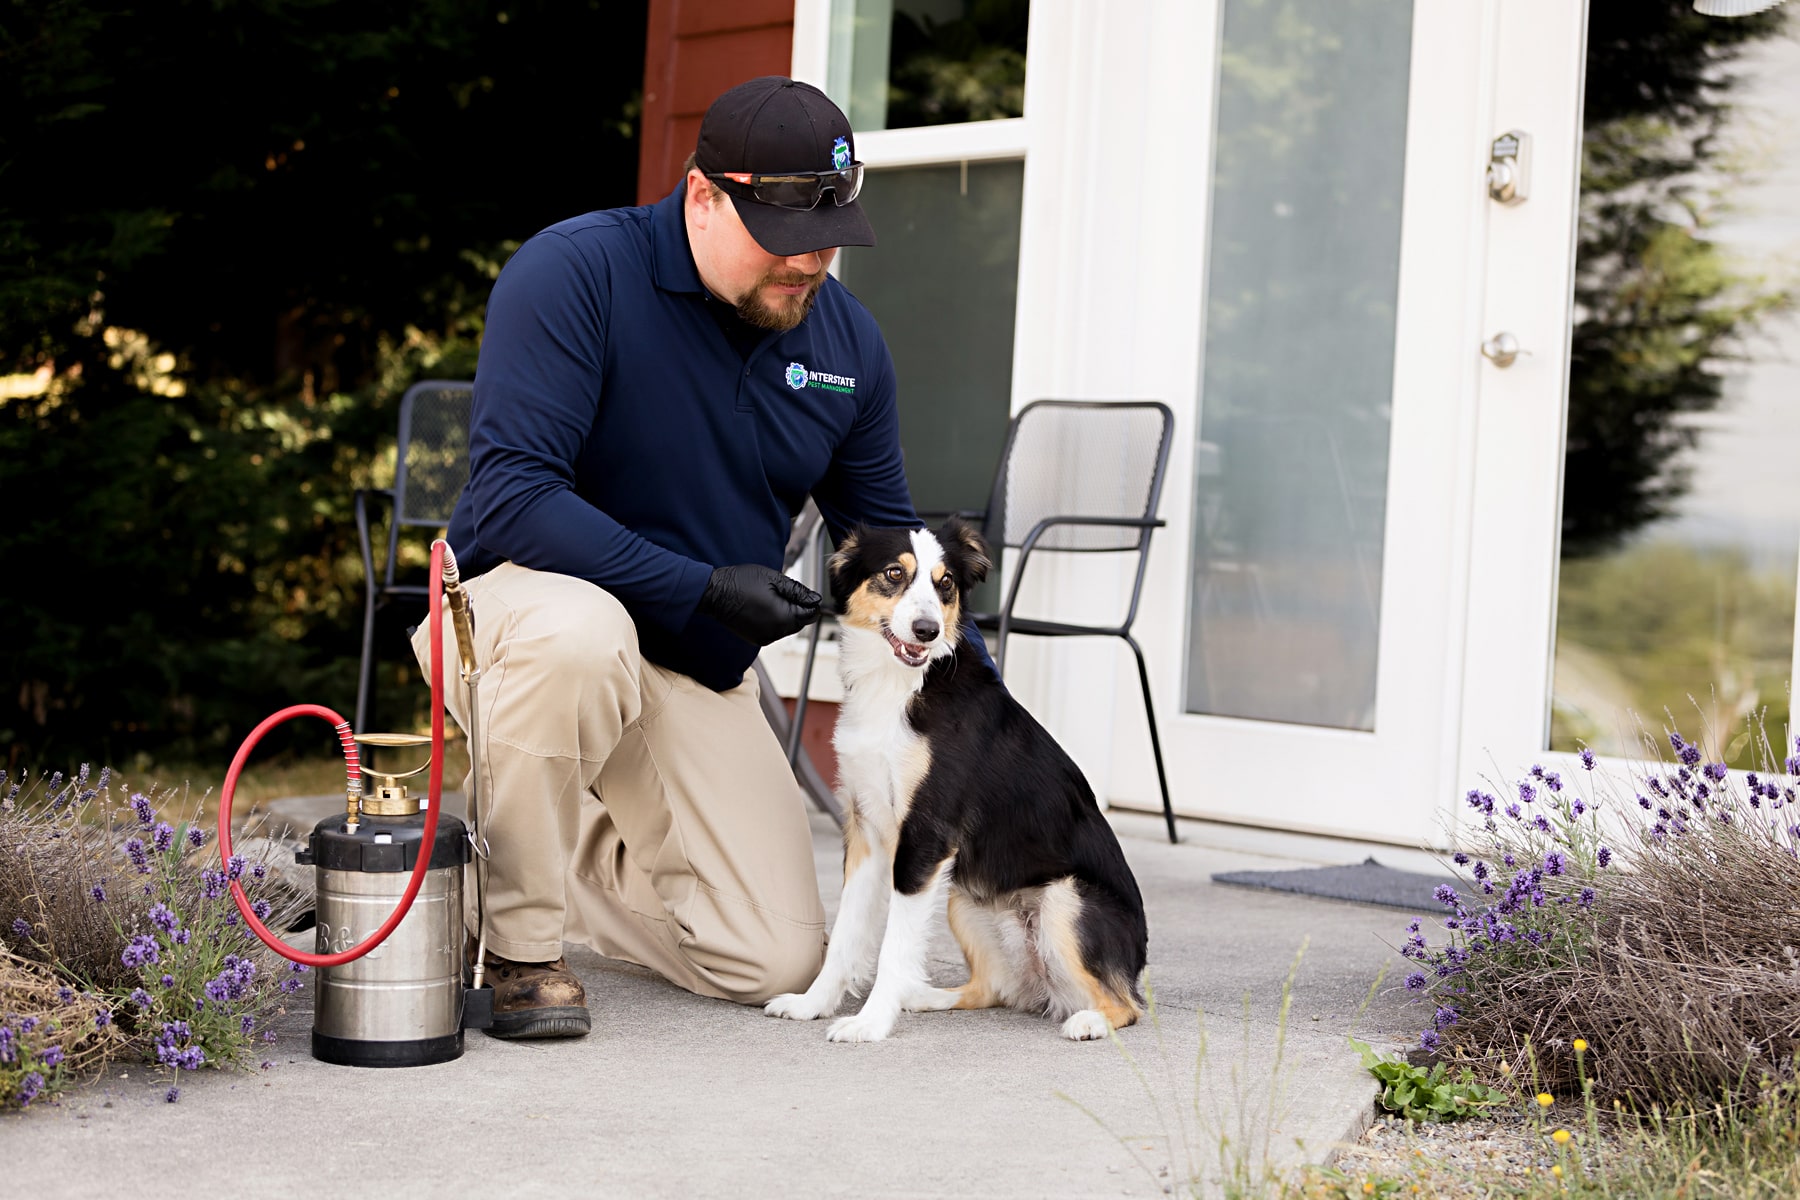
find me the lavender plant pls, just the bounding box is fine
[1,949,127,1110]
[1402,731,1800,1110]
[1,765,310,1107]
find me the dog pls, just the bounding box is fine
[764,518,1148,1042]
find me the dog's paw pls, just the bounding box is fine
[826,1010,896,1043]
[1060,1010,1112,1041]
[764,992,835,1021]
[900,986,960,1013]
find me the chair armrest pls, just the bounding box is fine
[917,508,987,525]
[992,515,1168,663]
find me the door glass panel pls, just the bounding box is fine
[826,0,1028,133]
[1185,0,1415,730]
[834,160,1023,519]
[1549,10,1800,765]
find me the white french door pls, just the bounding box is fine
[1100,0,1587,848]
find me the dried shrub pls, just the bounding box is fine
[0,765,311,1102]
[1402,733,1800,1110]
[1,949,128,1110]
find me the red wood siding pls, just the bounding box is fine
[638,0,796,204]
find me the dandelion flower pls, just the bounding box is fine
[1572,1038,1588,1052]
[1537,1092,1554,1108]
[1552,1128,1571,1144]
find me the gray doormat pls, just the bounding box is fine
[1210,856,1459,913]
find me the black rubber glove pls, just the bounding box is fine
[698,564,823,646]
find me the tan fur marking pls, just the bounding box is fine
[840,578,891,633]
[945,890,1003,1010]
[842,807,871,880]
[1042,879,1142,1028]
[897,551,916,578]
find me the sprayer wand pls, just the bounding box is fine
[437,541,490,995]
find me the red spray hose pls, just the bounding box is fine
[216,540,450,967]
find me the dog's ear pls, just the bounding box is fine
[826,526,866,609]
[938,517,991,587]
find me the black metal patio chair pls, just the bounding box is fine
[787,400,1180,842]
[354,380,473,735]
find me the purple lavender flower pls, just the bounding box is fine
[57,986,74,1004]
[1680,744,1701,767]
[1543,851,1567,877]
[1703,762,1727,783]
[18,1072,44,1105]
[1472,860,1489,880]
[1533,814,1553,834]
[129,987,152,1009]
[1419,1030,1442,1053]
[90,883,107,902]
[39,1046,63,1068]
[1545,772,1563,793]
[279,976,306,995]
[226,854,246,881]
[1453,852,1469,865]
[95,1009,112,1029]
[149,902,179,933]
[1519,782,1537,805]
[187,826,206,848]
[1502,853,1516,869]
[165,1086,181,1103]
[1571,799,1586,817]
[1433,884,1460,908]
[161,974,175,989]
[1505,803,1522,821]
[251,862,267,881]
[200,869,225,900]
[240,1015,256,1035]
[1579,887,1596,909]
[124,837,150,874]
[20,1016,37,1033]
[1434,1006,1460,1030]
[1405,972,1426,991]
[130,791,155,827]
[12,917,34,940]
[1580,748,1596,771]
[1465,789,1485,809]
[120,934,161,969]
[152,821,175,853]
[174,929,190,945]
[1597,846,1612,868]
[251,899,272,921]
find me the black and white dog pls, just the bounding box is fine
[764,518,1148,1042]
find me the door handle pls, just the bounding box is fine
[1481,332,1526,368]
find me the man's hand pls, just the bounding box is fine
[698,564,822,646]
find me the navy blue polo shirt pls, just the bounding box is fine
[446,185,919,690]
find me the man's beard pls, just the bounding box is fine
[735,268,825,332]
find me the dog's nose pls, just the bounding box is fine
[911,618,940,644]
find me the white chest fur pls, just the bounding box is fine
[833,630,932,831]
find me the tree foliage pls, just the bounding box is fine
[0,0,645,763]
[1561,0,1794,556]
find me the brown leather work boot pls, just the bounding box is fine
[469,947,592,1040]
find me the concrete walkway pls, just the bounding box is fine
[3,801,1432,1199]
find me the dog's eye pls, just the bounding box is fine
[936,576,955,596]
[884,565,905,584]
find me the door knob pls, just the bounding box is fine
[1481,332,1524,368]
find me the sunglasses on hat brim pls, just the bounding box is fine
[706,164,865,211]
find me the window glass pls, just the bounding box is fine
[1548,10,1800,765]
[1185,0,1415,730]
[828,0,1029,133]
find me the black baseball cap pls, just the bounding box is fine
[694,76,876,256]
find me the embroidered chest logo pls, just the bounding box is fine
[784,361,857,395]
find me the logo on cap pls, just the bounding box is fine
[831,137,851,171]
[785,362,809,390]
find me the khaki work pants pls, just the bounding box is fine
[410,563,826,1004]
